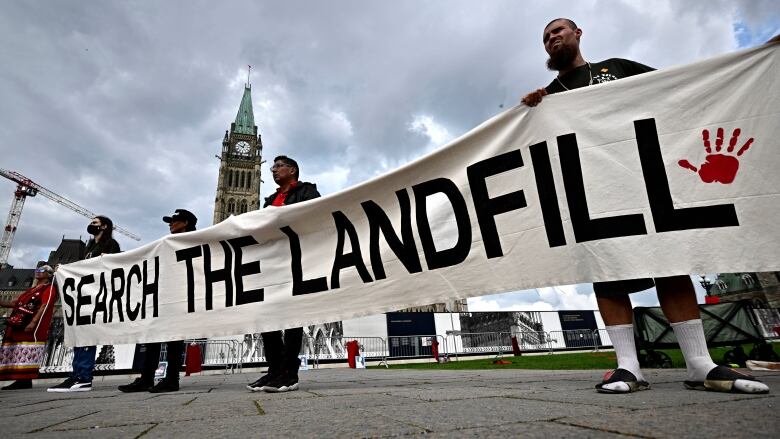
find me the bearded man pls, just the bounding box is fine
[521,18,770,395]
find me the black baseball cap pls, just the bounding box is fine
[163,209,198,227]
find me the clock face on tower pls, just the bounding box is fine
[234,141,250,155]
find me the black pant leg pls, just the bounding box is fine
[261,331,283,377]
[283,327,304,377]
[141,343,162,383]
[165,341,184,382]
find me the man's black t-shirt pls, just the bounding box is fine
[544,57,655,296]
[544,58,654,95]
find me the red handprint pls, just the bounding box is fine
[678,127,753,184]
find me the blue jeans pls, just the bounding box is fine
[70,346,97,381]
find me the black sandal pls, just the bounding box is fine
[684,366,769,394]
[596,368,650,394]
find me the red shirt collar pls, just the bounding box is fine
[270,181,298,207]
[278,180,298,193]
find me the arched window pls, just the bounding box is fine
[240,171,245,189]
[246,173,251,189]
[240,199,248,213]
[227,171,233,187]
[228,198,236,214]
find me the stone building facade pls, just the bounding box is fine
[213,84,264,224]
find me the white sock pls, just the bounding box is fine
[605,324,644,381]
[671,319,717,381]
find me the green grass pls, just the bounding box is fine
[371,347,735,370]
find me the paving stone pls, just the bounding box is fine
[559,395,779,438]
[0,404,105,435]
[419,420,629,438]
[0,368,775,438]
[31,423,155,439]
[258,392,414,413]
[144,408,426,438]
[46,394,258,429]
[364,396,623,432]
[517,382,769,410]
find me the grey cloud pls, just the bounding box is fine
[0,0,773,271]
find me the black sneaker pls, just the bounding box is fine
[118,378,153,393]
[2,380,32,390]
[596,368,650,394]
[149,378,179,393]
[262,375,299,393]
[246,374,274,392]
[684,365,769,394]
[47,377,92,393]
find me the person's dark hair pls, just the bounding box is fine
[274,155,299,179]
[94,215,114,243]
[185,220,196,232]
[544,18,577,32]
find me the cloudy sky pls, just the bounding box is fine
[1,0,777,310]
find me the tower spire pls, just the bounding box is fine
[233,83,255,135]
[247,65,251,87]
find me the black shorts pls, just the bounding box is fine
[593,278,655,295]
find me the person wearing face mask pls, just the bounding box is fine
[0,265,58,390]
[48,216,120,393]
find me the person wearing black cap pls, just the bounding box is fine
[247,155,320,393]
[118,209,197,393]
[162,209,198,234]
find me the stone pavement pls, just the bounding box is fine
[0,368,777,438]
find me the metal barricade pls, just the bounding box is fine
[307,336,388,368]
[237,334,266,365]
[386,335,445,360]
[513,330,553,354]
[453,332,511,356]
[180,339,242,374]
[15,316,632,373]
[39,317,72,373]
[547,330,600,351]
[304,334,345,363]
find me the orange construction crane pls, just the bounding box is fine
[0,169,141,267]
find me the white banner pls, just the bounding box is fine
[57,44,780,347]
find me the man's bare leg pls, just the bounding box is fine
[655,275,699,323]
[596,293,633,325]
[596,291,647,392]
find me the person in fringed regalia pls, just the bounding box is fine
[0,265,58,390]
